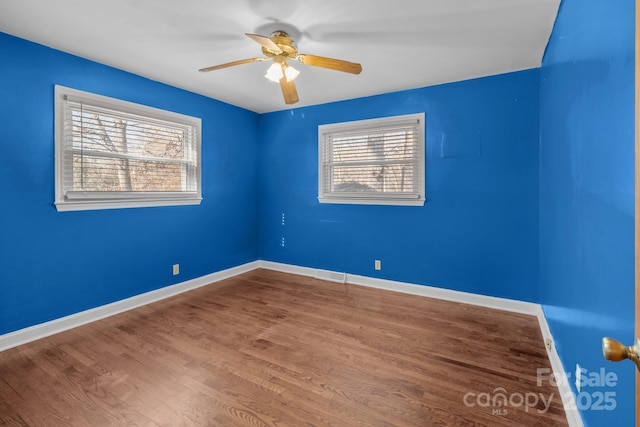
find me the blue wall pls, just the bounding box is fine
[0,33,260,335]
[259,70,541,302]
[539,0,635,425]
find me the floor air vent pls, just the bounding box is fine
[315,269,347,284]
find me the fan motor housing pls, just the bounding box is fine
[263,31,297,57]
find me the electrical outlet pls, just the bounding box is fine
[374,260,381,270]
[173,264,179,275]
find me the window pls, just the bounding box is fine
[318,113,425,206]
[54,85,202,211]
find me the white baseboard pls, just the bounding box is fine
[258,260,540,314]
[0,261,260,352]
[0,259,582,427]
[535,306,583,427]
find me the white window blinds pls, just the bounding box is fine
[55,86,202,211]
[318,113,425,206]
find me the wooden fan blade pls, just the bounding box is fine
[245,33,282,54]
[296,54,362,74]
[199,57,267,72]
[279,76,299,105]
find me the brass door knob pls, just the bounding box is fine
[602,337,640,371]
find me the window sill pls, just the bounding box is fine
[317,197,425,207]
[55,197,202,212]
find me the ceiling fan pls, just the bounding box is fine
[199,31,363,105]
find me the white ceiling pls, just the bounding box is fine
[0,0,560,113]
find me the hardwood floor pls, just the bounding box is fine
[0,269,568,426]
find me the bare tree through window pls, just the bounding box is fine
[71,109,190,193]
[329,130,417,193]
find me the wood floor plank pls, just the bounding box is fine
[0,269,569,426]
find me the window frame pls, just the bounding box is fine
[317,113,426,206]
[54,85,202,212]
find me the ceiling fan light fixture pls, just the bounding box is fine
[284,64,300,82]
[264,62,281,82]
[265,62,299,83]
[200,30,361,105]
